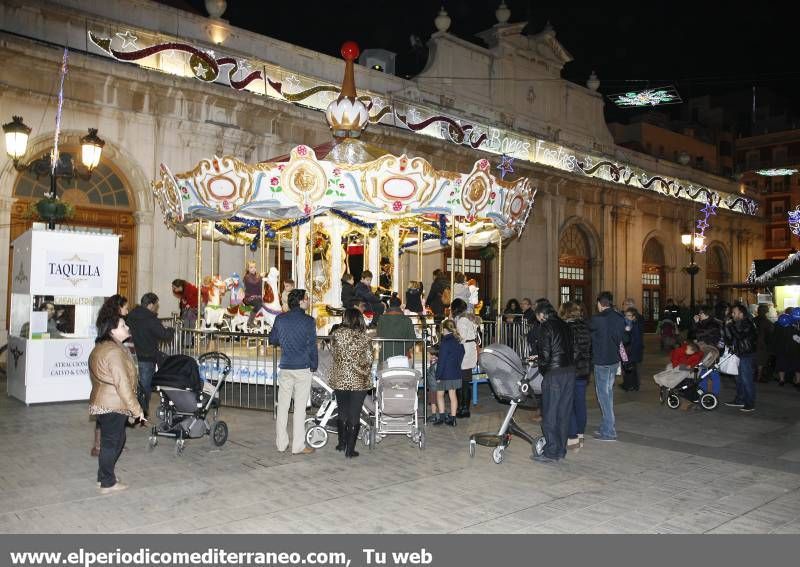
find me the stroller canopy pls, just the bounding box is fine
[479,344,526,382]
[152,355,202,392]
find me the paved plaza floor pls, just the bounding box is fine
[1,336,799,534]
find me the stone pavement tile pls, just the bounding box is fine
[652,507,735,534]
[706,516,780,534]
[770,521,800,534]
[500,504,566,527]
[541,491,609,512]
[705,484,792,516]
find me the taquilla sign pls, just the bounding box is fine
[45,252,104,289]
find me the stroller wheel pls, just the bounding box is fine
[175,439,186,456]
[469,440,476,458]
[211,420,229,447]
[492,446,505,464]
[360,426,371,448]
[666,393,681,409]
[700,393,718,411]
[304,417,317,431]
[534,436,546,456]
[148,435,158,451]
[368,426,376,450]
[305,425,328,449]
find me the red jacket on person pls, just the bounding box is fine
[670,344,703,368]
[176,282,199,310]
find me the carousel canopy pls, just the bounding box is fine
[152,43,536,249]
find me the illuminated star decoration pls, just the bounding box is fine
[284,75,302,91]
[497,155,515,180]
[193,62,211,79]
[115,30,138,49]
[789,205,800,237]
[694,201,718,252]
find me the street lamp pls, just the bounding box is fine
[3,115,105,229]
[681,231,705,317]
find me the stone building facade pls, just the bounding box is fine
[0,0,764,339]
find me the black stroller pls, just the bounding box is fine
[148,352,231,455]
[469,343,545,464]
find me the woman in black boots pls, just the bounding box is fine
[330,308,374,458]
[451,299,480,418]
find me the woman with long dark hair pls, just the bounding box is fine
[450,298,479,418]
[329,308,374,458]
[90,295,129,456]
[89,309,143,493]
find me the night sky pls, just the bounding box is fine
[171,0,800,129]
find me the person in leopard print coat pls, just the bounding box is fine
[330,308,374,458]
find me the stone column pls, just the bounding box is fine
[133,210,154,301]
[0,195,16,342]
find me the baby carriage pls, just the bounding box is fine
[148,352,231,455]
[659,319,678,351]
[369,357,424,449]
[304,348,374,449]
[469,343,545,464]
[655,345,719,410]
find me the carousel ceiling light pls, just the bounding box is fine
[756,168,798,176]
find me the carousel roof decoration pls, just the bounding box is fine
[788,204,800,237]
[152,42,537,249]
[89,28,757,216]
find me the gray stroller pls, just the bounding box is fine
[469,344,545,464]
[369,358,424,449]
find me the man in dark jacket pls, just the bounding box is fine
[126,293,174,414]
[427,269,449,321]
[269,289,318,454]
[693,305,722,348]
[377,295,416,362]
[532,302,575,463]
[590,291,627,441]
[723,304,758,412]
[354,271,385,324]
[340,273,356,309]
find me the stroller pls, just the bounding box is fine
[304,348,374,449]
[655,345,719,410]
[469,344,545,464]
[148,352,231,455]
[369,357,424,449]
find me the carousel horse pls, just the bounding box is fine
[227,305,252,333]
[253,267,283,331]
[201,275,228,330]
[224,272,245,312]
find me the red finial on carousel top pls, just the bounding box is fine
[325,40,368,139]
[341,41,360,62]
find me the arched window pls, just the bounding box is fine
[13,150,131,209]
[642,238,666,330]
[559,225,592,307]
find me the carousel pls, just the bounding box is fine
[152,42,537,336]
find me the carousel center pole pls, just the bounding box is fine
[277,232,282,296]
[309,211,315,309]
[195,221,203,331]
[210,221,215,278]
[450,214,456,302]
[497,231,503,342]
[259,221,266,274]
[417,226,423,286]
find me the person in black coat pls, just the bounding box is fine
[723,304,758,412]
[693,305,722,348]
[533,302,575,463]
[427,269,448,321]
[126,293,174,414]
[621,307,644,391]
[560,301,591,450]
[354,271,385,324]
[341,273,356,309]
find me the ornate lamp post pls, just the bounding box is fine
[681,230,705,317]
[3,115,104,229]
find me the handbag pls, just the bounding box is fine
[718,349,740,375]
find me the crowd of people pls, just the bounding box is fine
[86,257,800,480]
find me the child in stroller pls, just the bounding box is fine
[148,353,231,455]
[655,341,719,410]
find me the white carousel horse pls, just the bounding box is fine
[224,272,245,309]
[226,307,251,333]
[201,275,228,330]
[253,267,283,331]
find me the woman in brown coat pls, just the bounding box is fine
[330,308,374,458]
[89,309,143,493]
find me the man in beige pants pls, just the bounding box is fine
[269,289,318,454]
